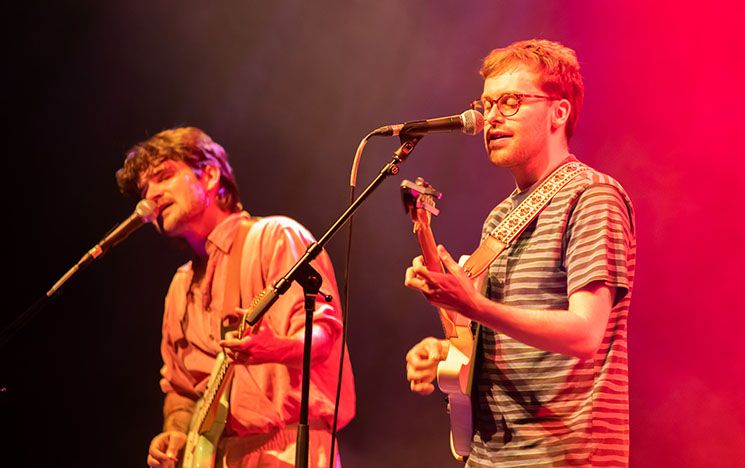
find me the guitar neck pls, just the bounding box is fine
[193,354,234,432]
[413,222,459,338]
[414,223,444,274]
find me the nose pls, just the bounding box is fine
[485,105,505,126]
[143,181,164,204]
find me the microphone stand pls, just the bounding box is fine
[294,262,323,468]
[243,135,421,328]
[0,218,135,347]
[248,135,421,468]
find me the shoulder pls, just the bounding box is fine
[252,215,313,237]
[246,215,317,250]
[563,163,633,204]
[561,163,636,234]
[169,261,192,285]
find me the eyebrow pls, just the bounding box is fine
[481,90,520,99]
[138,162,172,193]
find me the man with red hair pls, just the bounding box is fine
[405,39,635,466]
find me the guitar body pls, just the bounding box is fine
[437,322,476,459]
[180,352,234,468]
[401,179,479,460]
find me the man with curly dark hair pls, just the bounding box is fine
[117,127,355,467]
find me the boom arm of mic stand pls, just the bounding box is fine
[244,135,422,326]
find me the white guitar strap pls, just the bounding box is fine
[221,215,258,338]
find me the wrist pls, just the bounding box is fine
[469,293,494,324]
[163,409,192,433]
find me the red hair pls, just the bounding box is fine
[480,39,584,140]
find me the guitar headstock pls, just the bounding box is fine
[401,177,442,228]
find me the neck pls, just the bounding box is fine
[183,207,233,259]
[511,138,570,190]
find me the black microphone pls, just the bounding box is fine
[86,199,158,260]
[46,199,158,297]
[372,109,484,137]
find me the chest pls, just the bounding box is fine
[484,201,572,308]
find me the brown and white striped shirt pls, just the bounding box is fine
[467,159,636,467]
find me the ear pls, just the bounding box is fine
[552,99,571,130]
[200,164,222,192]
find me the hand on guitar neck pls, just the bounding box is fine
[220,323,334,367]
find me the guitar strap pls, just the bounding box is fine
[462,160,590,278]
[221,216,259,338]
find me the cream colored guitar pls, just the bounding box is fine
[401,178,480,460]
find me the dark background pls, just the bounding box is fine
[3,1,744,467]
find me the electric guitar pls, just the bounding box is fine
[179,288,270,468]
[401,178,479,460]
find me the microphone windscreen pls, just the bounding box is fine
[135,199,158,223]
[460,109,485,136]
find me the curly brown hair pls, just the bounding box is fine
[116,127,242,212]
[480,39,584,141]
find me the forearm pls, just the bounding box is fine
[286,324,334,367]
[469,285,611,359]
[162,392,196,432]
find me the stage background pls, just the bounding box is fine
[3,1,744,467]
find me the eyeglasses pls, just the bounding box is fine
[471,93,557,118]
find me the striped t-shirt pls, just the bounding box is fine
[467,161,636,467]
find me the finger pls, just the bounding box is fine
[219,338,237,349]
[424,340,445,360]
[406,351,427,368]
[405,272,435,295]
[407,348,438,367]
[407,366,436,382]
[225,347,250,363]
[220,336,251,350]
[147,454,162,467]
[405,270,439,295]
[406,340,429,361]
[410,264,438,281]
[407,338,440,360]
[412,255,424,268]
[410,380,435,395]
[149,437,169,461]
[404,266,418,288]
[407,353,439,371]
[405,345,420,363]
[405,277,429,293]
[437,245,461,274]
[165,434,184,460]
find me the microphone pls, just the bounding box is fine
[85,199,158,261]
[46,199,158,297]
[372,109,484,137]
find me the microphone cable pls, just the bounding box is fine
[328,129,376,467]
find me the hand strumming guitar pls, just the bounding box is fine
[405,337,451,395]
